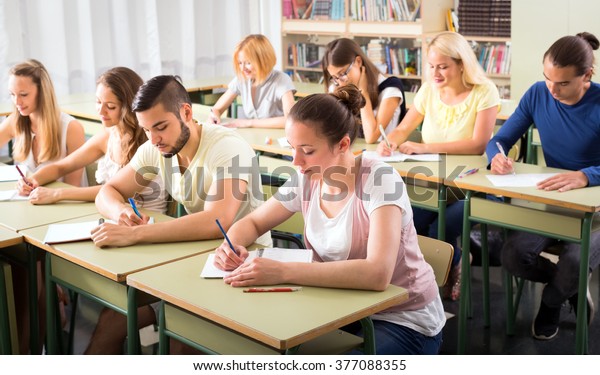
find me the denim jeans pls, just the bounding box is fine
[342,320,443,355]
[501,228,600,308]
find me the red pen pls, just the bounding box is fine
[243,287,302,293]
[15,165,33,187]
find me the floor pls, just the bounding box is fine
[65,258,600,355]
[439,265,600,355]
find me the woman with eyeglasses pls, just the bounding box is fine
[377,32,501,301]
[208,34,296,128]
[322,38,406,144]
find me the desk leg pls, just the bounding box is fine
[158,300,169,355]
[437,185,447,242]
[27,244,40,354]
[0,262,10,354]
[127,286,140,355]
[458,191,473,354]
[576,213,593,354]
[359,317,376,355]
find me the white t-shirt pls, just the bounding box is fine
[129,123,270,245]
[228,70,296,119]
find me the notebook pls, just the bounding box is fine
[200,248,313,278]
[0,166,21,182]
[0,190,30,202]
[362,150,440,162]
[43,218,153,244]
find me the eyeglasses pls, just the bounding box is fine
[329,60,355,86]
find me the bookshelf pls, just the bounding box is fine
[282,0,514,99]
[281,0,454,92]
[455,0,512,98]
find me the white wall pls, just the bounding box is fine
[511,0,600,101]
[0,0,280,99]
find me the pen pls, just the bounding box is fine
[215,219,239,256]
[128,197,142,218]
[459,168,479,178]
[379,124,391,148]
[496,141,515,175]
[98,218,105,225]
[15,165,33,187]
[243,287,302,293]
[210,108,219,124]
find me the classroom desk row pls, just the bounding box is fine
[48,79,517,126]
[243,131,600,355]
[0,175,407,355]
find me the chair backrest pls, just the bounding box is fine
[85,160,98,187]
[417,235,454,287]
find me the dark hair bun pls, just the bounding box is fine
[577,32,600,51]
[332,84,366,119]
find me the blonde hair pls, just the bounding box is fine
[232,34,276,84]
[427,32,491,88]
[10,59,62,163]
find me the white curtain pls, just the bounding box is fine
[0,0,282,100]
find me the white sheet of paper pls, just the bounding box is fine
[0,190,29,201]
[362,150,440,162]
[200,248,313,278]
[485,173,558,187]
[43,217,152,244]
[277,137,290,148]
[0,166,21,182]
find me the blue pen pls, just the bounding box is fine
[128,197,142,218]
[215,219,239,256]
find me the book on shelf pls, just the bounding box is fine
[292,0,309,19]
[350,0,421,22]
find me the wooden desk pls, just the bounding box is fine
[0,180,99,354]
[377,155,487,241]
[0,101,12,117]
[127,252,408,354]
[183,76,230,104]
[450,163,600,354]
[0,227,22,354]
[20,213,222,354]
[236,128,381,157]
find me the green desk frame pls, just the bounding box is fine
[457,191,597,354]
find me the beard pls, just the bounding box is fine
[162,119,191,158]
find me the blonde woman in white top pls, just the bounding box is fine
[0,59,85,186]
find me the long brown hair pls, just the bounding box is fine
[97,67,146,165]
[11,59,62,163]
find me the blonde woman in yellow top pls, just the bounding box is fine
[377,32,500,300]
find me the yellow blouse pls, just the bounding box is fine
[414,81,500,144]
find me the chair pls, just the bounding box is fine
[526,125,546,165]
[417,235,454,287]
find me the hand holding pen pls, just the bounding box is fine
[117,197,148,226]
[15,165,37,195]
[492,141,516,175]
[214,219,247,270]
[376,125,397,156]
[208,108,220,124]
